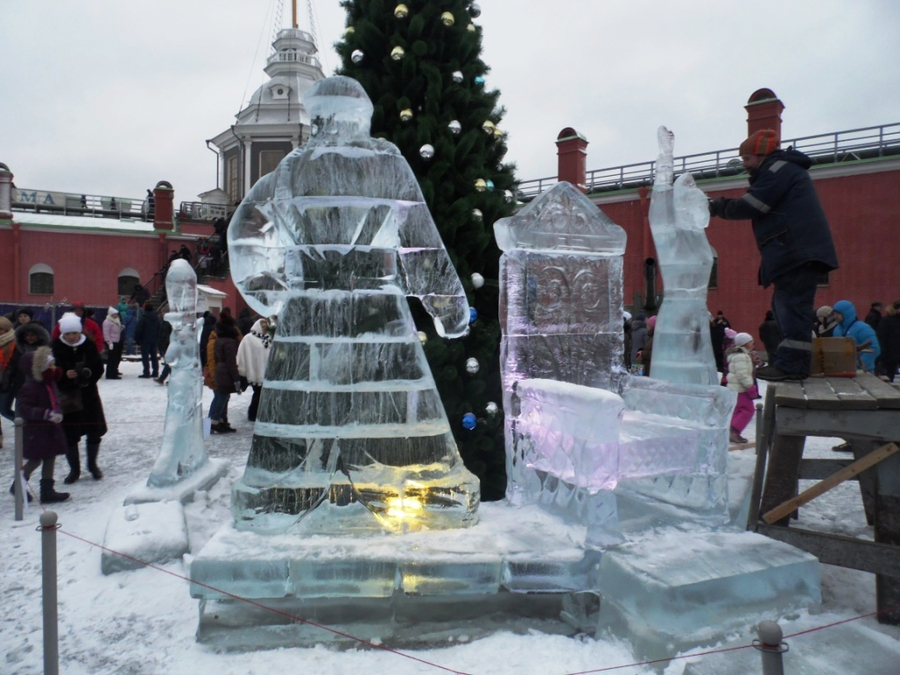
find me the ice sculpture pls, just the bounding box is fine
[647,126,718,385]
[493,182,627,506]
[147,259,209,487]
[617,127,735,517]
[227,76,479,534]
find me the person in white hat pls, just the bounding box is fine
[725,332,758,444]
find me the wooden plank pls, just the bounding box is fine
[775,407,900,440]
[762,442,900,524]
[759,435,807,526]
[798,377,842,409]
[747,387,777,530]
[757,524,900,577]
[827,377,878,410]
[773,381,808,408]
[855,373,900,409]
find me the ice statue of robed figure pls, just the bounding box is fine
[227,76,479,534]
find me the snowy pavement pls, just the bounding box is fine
[1,365,898,674]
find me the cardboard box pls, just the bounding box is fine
[811,337,857,377]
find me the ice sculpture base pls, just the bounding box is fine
[231,461,479,535]
[101,501,190,575]
[124,458,230,505]
[595,531,821,662]
[190,502,596,647]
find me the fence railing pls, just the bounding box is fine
[11,189,151,220]
[177,201,233,222]
[516,123,900,201]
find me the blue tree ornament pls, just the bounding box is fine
[469,307,478,323]
[462,412,477,430]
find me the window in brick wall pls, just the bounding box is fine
[29,264,54,295]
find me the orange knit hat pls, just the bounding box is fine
[739,129,780,156]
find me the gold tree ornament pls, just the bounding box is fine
[440,11,455,26]
[481,120,495,135]
[394,4,409,19]
[400,108,414,121]
[391,46,405,61]
[474,178,487,192]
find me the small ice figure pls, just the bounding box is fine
[228,76,479,534]
[147,259,209,487]
[647,126,718,385]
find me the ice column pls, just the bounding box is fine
[647,126,718,385]
[227,76,479,534]
[147,259,209,487]
[493,182,627,506]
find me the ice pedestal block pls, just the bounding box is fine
[595,531,821,661]
[226,77,479,534]
[189,502,596,646]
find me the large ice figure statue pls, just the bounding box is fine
[147,259,209,487]
[227,76,479,534]
[647,126,718,385]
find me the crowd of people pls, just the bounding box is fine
[0,296,276,503]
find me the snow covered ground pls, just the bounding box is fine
[1,361,898,674]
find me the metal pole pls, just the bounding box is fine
[40,511,60,675]
[753,620,787,675]
[14,417,25,521]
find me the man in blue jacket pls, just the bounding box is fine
[709,129,839,381]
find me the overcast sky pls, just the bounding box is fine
[2,0,898,204]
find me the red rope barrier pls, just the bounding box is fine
[46,521,900,674]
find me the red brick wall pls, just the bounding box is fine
[592,165,900,350]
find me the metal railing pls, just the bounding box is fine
[177,201,233,222]
[11,189,151,220]
[516,122,900,201]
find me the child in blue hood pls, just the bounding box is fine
[832,300,881,373]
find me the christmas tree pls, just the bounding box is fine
[335,0,517,500]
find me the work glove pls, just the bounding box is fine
[708,197,727,217]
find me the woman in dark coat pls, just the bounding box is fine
[52,313,108,484]
[14,347,70,503]
[209,313,241,433]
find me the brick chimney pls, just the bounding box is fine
[745,88,784,139]
[556,128,588,193]
[153,181,175,231]
[0,163,13,219]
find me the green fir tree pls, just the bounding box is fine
[335,0,517,500]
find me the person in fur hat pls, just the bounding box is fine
[237,317,272,422]
[12,346,70,503]
[102,306,125,379]
[52,313,107,483]
[725,333,759,444]
[709,129,839,382]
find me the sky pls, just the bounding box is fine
[2,364,899,674]
[2,0,899,204]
